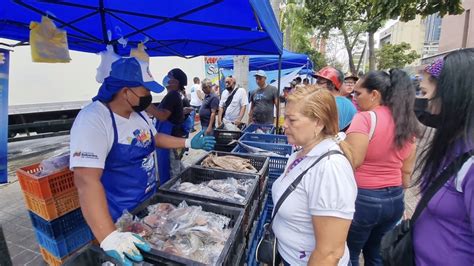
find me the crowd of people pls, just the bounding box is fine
[69,48,472,265]
[269,48,473,266]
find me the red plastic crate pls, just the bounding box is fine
[16,163,75,201]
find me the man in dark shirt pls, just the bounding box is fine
[249,70,278,124]
[198,78,220,135]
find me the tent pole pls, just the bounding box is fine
[276,53,282,131]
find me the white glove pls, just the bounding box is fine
[100,230,151,266]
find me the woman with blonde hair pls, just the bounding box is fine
[271,87,357,265]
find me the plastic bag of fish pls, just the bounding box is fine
[116,201,232,265]
[172,177,254,203]
[201,154,258,173]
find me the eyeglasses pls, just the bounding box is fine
[344,81,355,85]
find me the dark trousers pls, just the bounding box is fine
[347,186,404,266]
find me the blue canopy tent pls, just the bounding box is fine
[0,0,282,57]
[217,49,312,70]
[0,0,283,183]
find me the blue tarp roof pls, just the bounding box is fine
[0,0,283,57]
[217,49,312,70]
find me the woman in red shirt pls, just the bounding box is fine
[345,69,420,266]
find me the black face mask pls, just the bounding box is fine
[128,89,152,113]
[414,98,440,128]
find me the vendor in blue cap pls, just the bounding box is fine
[69,57,215,265]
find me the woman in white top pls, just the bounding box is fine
[272,87,357,265]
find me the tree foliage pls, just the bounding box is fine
[304,0,464,70]
[280,0,326,69]
[376,42,420,69]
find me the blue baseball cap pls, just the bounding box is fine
[109,57,164,93]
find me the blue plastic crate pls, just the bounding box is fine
[29,209,87,239]
[246,196,270,266]
[244,124,275,134]
[232,140,292,175]
[239,133,288,144]
[35,225,94,258]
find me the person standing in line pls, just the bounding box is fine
[345,69,419,266]
[217,76,249,127]
[313,67,357,131]
[248,70,278,125]
[189,77,204,132]
[412,50,473,266]
[272,87,356,265]
[199,78,220,135]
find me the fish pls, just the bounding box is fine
[237,141,282,157]
[173,178,253,203]
[201,154,258,173]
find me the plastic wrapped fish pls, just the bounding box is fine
[172,178,254,203]
[237,141,282,157]
[116,201,231,265]
[201,154,258,173]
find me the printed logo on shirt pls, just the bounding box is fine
[299,251,306,259]
[72,151,99,160]
[127,129,152,147]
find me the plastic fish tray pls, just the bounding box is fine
[36,225,94,258]
[231,140,293,175]
[16,163,75,201]
[214,124,246,145]
[243,124,275,134]
[194,151,270,196]
[246,195,269,266]
[132,193,245,266]
[29,209,87,239]
[23,190,80,221]
[239,133,289,144]
[62,244,121,266]
[160,166,260,235]
[214,143,237,152]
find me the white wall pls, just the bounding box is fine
[5,39,205,105]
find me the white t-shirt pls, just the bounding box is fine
[219,87,249,122]
[69,101,157,170]
[271,138,356,265]
[189,83,203,107]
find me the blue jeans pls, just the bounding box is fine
[347,186,404,266]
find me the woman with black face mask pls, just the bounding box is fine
[414,58,444,128]
[411,48,474,266]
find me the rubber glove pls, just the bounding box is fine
[100,230,151,266]
[191,131,216,151]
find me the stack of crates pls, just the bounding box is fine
[16,163,94,266]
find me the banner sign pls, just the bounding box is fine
[0,49,9,183]
[204,56,221,84]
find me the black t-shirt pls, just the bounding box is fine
[159,90,184,126]
[199,93,220,126]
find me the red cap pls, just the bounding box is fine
[313,66,343,89]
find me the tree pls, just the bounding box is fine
[280,0,326,68]
[305,0,464,71]
[376,42,420,69]
[304,1,366,73]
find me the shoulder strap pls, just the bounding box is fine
[368,111,377,141]
[411,150,473,222]
[268,150,344,226]
[222,87,239,117]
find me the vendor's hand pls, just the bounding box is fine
[191,131,216,151]
[100,230,151,266]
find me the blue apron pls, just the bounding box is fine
[102,107,158,222]
[155,120,174,185]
